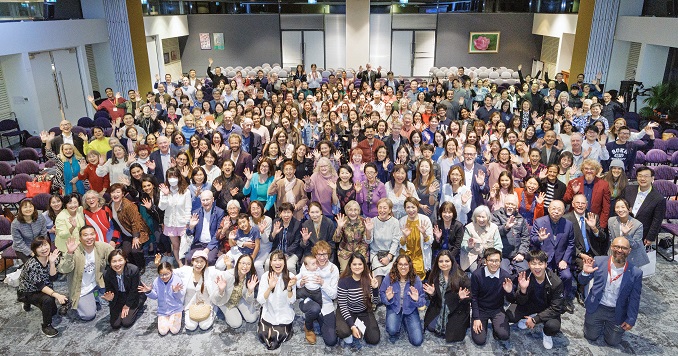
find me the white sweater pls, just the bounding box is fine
[159,189,192,228]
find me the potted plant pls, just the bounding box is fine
[639,82,678,127]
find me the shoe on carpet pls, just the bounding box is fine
[304,326,317,345]
[22,303,31,312]
[42,324,58,338]
[542,332,553,349]
[565,300,575,314]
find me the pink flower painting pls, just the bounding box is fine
[469,33,499,53]
[473,36,491,51]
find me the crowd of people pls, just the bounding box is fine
[12,60,663,351]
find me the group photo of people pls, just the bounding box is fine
[1,57,667,353]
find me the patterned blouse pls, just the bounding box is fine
[17,257,56,295]
[333,219,369,261]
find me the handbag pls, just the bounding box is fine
[26,180,52,198]
[188,298,212,322]
[640,247,657,278]
[178,231,192,259]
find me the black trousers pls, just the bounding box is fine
[471,309,510,345]
[22,292,57,327]
[120,235,145,269]
[109,294,146,329]
[335,309,380,345]
[506,303,561,336]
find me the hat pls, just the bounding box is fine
[192,248,209,261]
[570,84,580,90]
[610,159,625,169]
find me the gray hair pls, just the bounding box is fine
[82,190,105,210]
[471,205,492,224]
[226,199,241,210]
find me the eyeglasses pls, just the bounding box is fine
[486,259,501,264]
[159,272,172,278]
[463,152,476,156]
[611,245,630,251]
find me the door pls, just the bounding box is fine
[30,52,62,125]
[51,49,88,120]
[391,31,412,78]
[413,31,435,77]
[282,31,303,70]
[391,30,436,77]
[282,31,325,70]
[146,36,161,79]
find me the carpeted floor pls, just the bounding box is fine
[0,252,675,356]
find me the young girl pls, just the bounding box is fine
[489,171,517,212]
[158,167,192,267]
[139,261,185,335]
[78,150,110,195]
[348,148,366,184]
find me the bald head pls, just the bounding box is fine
[200,190,214,210]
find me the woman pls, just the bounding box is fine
[385,164,420,220]
[215,254,260,329]
[314,139,341,172]
[273,130,295,159]
[210,131,229,158]
[256,251,297,350]
[369,198,401,284]
[460,206,502,271]
[83,126,112,156]
[336,252,381,350]
[440,166,473,225]
[539,164,567,214]
[269,160,308,220]
[486,148,527,189]
[422,250,471,342]
[355,163,387,218]
[437,138,461,189]
[433,202,465,260]
[41,131,85,195]
[17,236,65,337]
[334,201,373,273]
[525,148,547,179]
[296,240,340,347]
[201,150,222,184]
[189,166,211,212]
[170,131,189,157]
[139,176,163,256]
[303,157,337,219]
[333,165,357,214]
[109,183,149,270]
[244,159,276,217]
[175,151,193,179]
[249,201,273,278]
[374,145,393,184]
[380,255,425,346]
[414,158,441,223]
[608,199,649,268]
[604,159,628,208]
[159,167,192,267]
[557,151,576,184]
[55,193,86,253]
[97,144,131,185]
[293,144,314,180]
[102,249,146,329]
[398,197,433,280]
[489,171,517,212]
[514,176,546,227]
[43,195,63,243]
[212,159,245,211]
[82,190,113,244]
[171,249,222,331]
[78,150,110,195]
[138,261,185,335]
[11,200,48,262]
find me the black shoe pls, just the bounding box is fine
[42,324,58,338]
[576,293,585,307]
[565,300,575,314]
[22,303,31,312]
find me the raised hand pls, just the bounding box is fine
[327,180,337,191]
[383,157,390,170]
[517,271,529,292]
[48,249,60,263]
[620,220,634,236]
[180,165,190,178]
[334,151,342,161]
[336,213,347,229]
[354,181,363,193]
[101,291,115,302]
[272,220,282,236]
[369,273,379,289]
[300,227,312,242]
[159,183,170,195]
[385,285,394,300]
[171,282,184,293]
[535,192,546,205]
[247,275,259,292]
[243,167,253,181]
[422,283,435,296]
[502,277,513,293]
[312,149,321,160]
[66,237,78,254]
[505,215,516,230]
[433,225,443,241]
[138,282,152,294]
[364,217,374,231]
[273,170,283,182]
[408,285,419,302]
[212,179,223,191]
[154,253,162,266]
[539,169,548,179]
[571,180,581,194]
[584,212,598,230]
[458,287,470,300]
[189,213,200,228]
[538,227,550,241]
[287,276,297,291]
[229,187,239,196]
[461,190,472,205]
[429,181,440,194]
[216,275,228,292]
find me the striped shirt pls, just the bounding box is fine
[337,276,379,327]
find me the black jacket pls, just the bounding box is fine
[563,211,608,262]
[271,218,302,260]
[423,272,471,342]
[513,269,564,324]
[383,134,409,162]
[539,178,567,204]
[103,264,143,311]
[300,217,337,261]
[432,220,464,260]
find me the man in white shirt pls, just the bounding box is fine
[370,91,386,119]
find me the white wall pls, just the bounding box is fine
[369,14,392,71]
[0,54,44,135]
[144,15,189,39]
[636,43,669,88]
[345,0,370,70]
[532,14,578,37]
[325,15,346,70]
[557,33,575,73]
[606,40,631,91]
[615,17,678,48]
[0,20,109,56]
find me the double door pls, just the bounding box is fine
[282,31,325,71]
[391,30,436,77]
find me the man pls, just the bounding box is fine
[545,71,568,93]
[185,191,225,265]
[530,200,575,313]
[579,237,642,346]
[470,248,513,346]
[455,144,489,220]
[155,83,172,104]
[186,68,200,88]
[225,133,253,179]
[207,58,227,87]
[384,71,401,93]
[564,194,608,304]
[422,116,440,145]
[149,135,171,184]
[400,113,416,141]
[563,159,611,229]
[540,130,561,166]
[492,194,530,276]
[240,118,262,163]
[406,80,419,103]
[568,85,583,109]
[456,66,470,83]
[566,132,585,178]
[269,202,302,273]
[51,120,85,157]
[476,95,499,123]
[114,113,147,140]
[180,77,197,101]
[624,166,666,245]
[601,92,625,126]
[356,63,381,89]
[154,73,176,93]
[506,250,564,350]
[116,90,143,115]
[589,103,609,132]
[581,125,609,162]
[606,125,655,174]
[370,91,385,118]
[524,83,545,115]
[222,85,235,106]
[216,111,242,142]
[356,124,385,164]
[145,91,164,116]
[88,88,126,121]
[57,226,114,321]
[384,120,408,162]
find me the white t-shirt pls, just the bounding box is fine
[80,250,96,296]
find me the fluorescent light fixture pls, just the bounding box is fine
[308,0,317,3]
[400,0,408,3]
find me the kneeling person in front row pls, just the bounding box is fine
[470,248,513,345]
[506,250,564,350]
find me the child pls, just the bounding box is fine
[138,261,185,335]
[77,150,110,194]
[296,255,323,306]
[225,213,261,265]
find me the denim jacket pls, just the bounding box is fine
[379,274,426,315]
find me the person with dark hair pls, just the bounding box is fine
[109,183,150,271]
[58,226,113,321]
[243,158,276,217]
[623,166,665,246]
[55,193,85,253]
[214,254,260,329]
[256,250,297,350]
[17,236,65,337]
[101,249,146,329]
[539,164,567,214]
[11,200,48,263]
[336,252,381,350]
[433,201,465,260]
[422,249,471,342]
[138,261,185,335]
[184,190,225,266]
[356,124,385,163]
[470,247,513,346]
[269,202,302,273]
[506,250,564,350]
[380,254,425,345]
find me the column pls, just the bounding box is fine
[346,0,370,71]
[570,0,596,84]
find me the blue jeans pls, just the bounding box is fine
[385,308,423,346]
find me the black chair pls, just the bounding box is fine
[0,113,22,147]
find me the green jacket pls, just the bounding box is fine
[57,242,113,309]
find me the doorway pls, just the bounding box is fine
[391,30,435,77]
[282,30,325,71]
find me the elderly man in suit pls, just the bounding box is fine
[225,133,253,180]
[530,200,576,313]
[184,190,225,265]
[455,144,489,221]
[563,158,611,229]
[563,194,607,305]
[239,118,263,163]
[356,63,382,89]
[51,120,85,158]
[149,135,171,184]
[624,166,666,246]
[579,237,643,346]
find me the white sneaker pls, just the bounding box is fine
[542,332,553,349]
[518,318,527,330]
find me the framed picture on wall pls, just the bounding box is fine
[163,52,170,64]
[171,50,178,61]
[199,33,211,50]
[213,33,224,50]
[469,32,500,53]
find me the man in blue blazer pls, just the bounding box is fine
[184,191,225,265]
[578,237,642,346]
[148,135,171,184]
[530,200,576,313]
[455,144,489,221]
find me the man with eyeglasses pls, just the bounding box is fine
[454,144,489,221]
[563,158,611,229]
[184,191,225,266]
[579,237,642,346]
[530,200,576,314]
[623,166,665,246]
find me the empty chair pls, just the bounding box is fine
[346,72,354,79]
[0,173,31,209]
[671,151,678,166]
[48,126,62,136]
[435,70,445,78]
[489,72,500,79]
[225,66,234,72]
[429,67,438,74]
[654,139,668,151]
[25,136,43,150]
[14,160,39,175]
[0,148,16,164]
[77,117,94,128]
[104,128,113,137]
[270,67,280,74]
[244,66,252,72]
[469,66,477,71]
[659,199,678,261]
[248,70,256,77]
[654,179,678,199]
[30,192,52,211]
[272,63,280,67]
[653,165,677,181]
[499,66,508,72]
[279,70,288,78]
[234,66,243,71]
[18,147,40,162]
[0,161,12,177]
[227,71,236,77]
[0,118,22,147]
[322,70,331,78]
[478,72,489,79]
[645,149,669,165]
[71,126,88,138]
[512,72,520,79]
[449,67,456,73]
[93,110,110,120]
[666,137,678,154]
[635,151,645,165]
[500,71,511,79]
[262,63,271,68]
[93,117,112,129]
[478,66,488,71]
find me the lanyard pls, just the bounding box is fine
[607,256,628,284]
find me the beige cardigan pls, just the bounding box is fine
[267,178,308,220]
[57,242,114,309]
